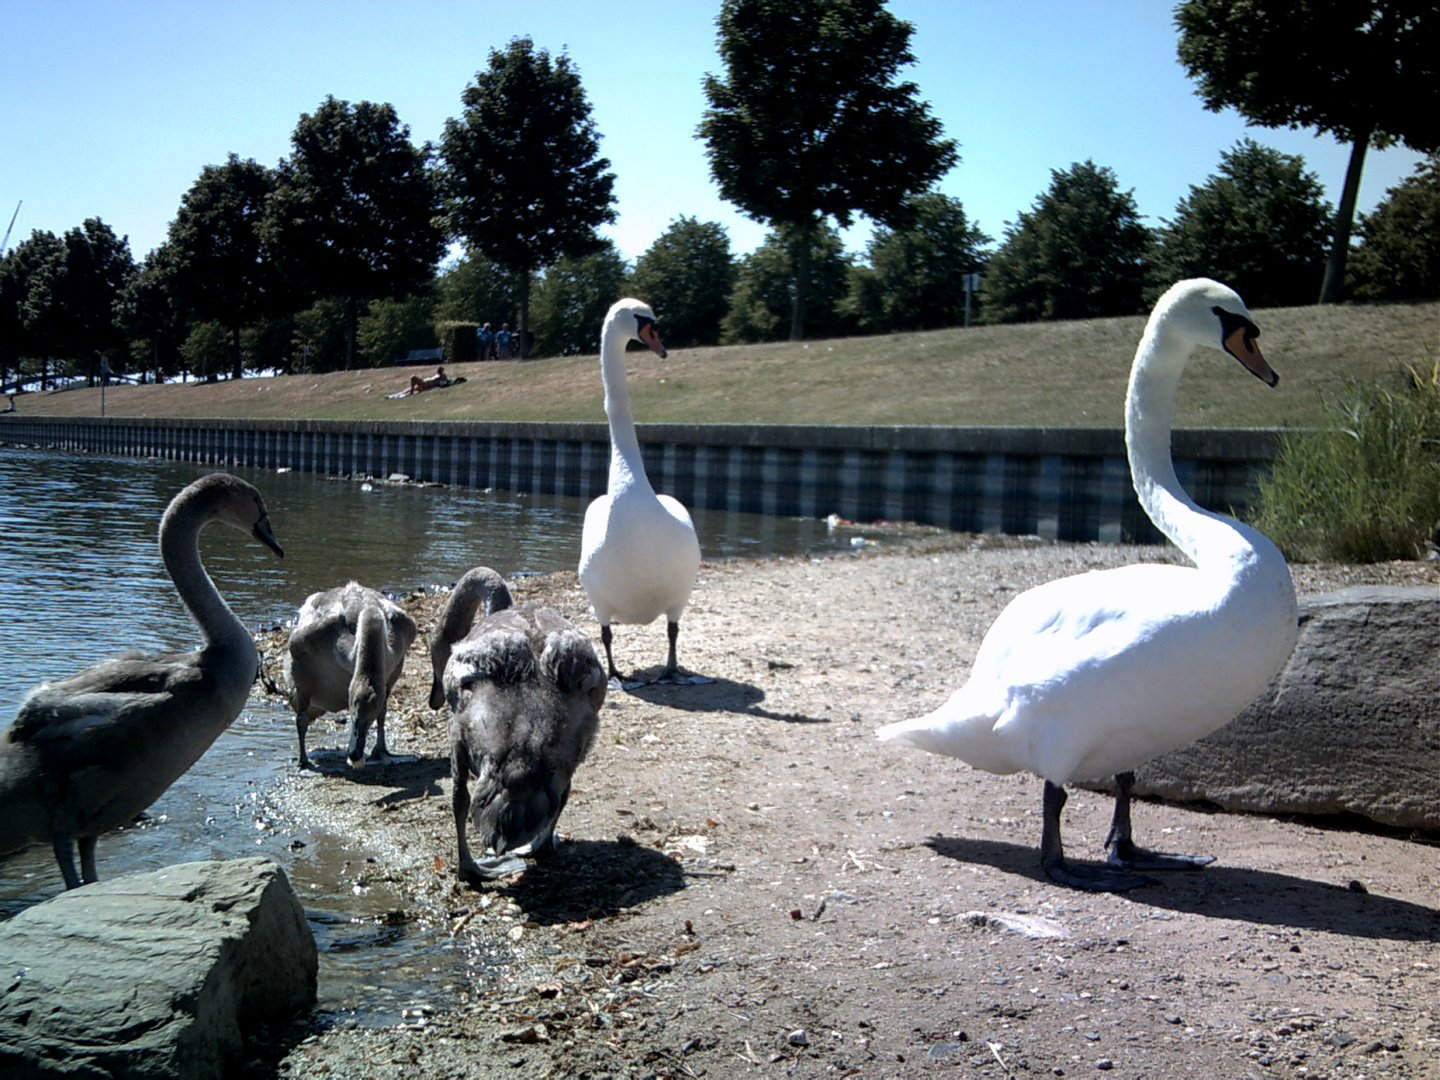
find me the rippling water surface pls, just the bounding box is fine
[0,445,883,1018]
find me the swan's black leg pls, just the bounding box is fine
[600,625,623,681]
[78,836,98,884]
[52,833,81,890]
[1040,780,1155,892]
[654,620,682,682]
[296,712,313,770]
[1105,771,1215,871]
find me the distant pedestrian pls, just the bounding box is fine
[477,322,495,361]
[495,323,513,360]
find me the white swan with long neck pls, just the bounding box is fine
[579,298,702,684]
[284,582,418,770]
[0,472,284,889]
[429,566,606,884]
[878,279,1299,892]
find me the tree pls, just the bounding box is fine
[20,219,135,382]
[530,240,629,356]
[264,96,444,369]
[723,225,853,344]
[357,295,439,368]
[115,245,188,383]
[1176,0,1440,303]
[1150,139,1333,308]
[1348,154,1440,300]
[440,37,617,359]
[628,217,735,349]
[164,154,277,378]
[982,162,1151,324]
[698,0,957,339]
[840,191,990,332]
[434,251,525,329]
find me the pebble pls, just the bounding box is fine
[787,1029,809,1047]
[1096,1059,1114,1070]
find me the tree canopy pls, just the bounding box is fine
[628,217,735,349]
[440,37,617,358]
[1176,0,1440,302]
[983,162,1151,323]
[1150,139,1332,308]
[723,225,853,344]
[163,154,277,378]
[1348,154,1440,300]
[842,191,989,333]
[698,0,956,339]
[264,96,444,369]
[530,240,629,357]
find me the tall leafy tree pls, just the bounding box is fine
[115,245,188,383]
[530,240,629,356]
[723,225,853,344]
[440,37,617,359]
[1150,139,1332,308]
[264,96,445,369]
[982,161,1151,324]
[628,217,735,349]
[1176,0,1440,303]
[164,154,277,378]
[841,191,990,332]
[435,251,525,329]
[21,219,135,382]
[1348,154,1440,300]
[698,0,957,340]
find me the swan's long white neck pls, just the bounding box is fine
[1125,318,1252,571]
[160,502,249,654]
[600,314,653,496]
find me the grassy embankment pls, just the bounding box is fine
[11,299,1437,430]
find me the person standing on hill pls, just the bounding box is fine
[495,323,513,360]
[477,322,495,361]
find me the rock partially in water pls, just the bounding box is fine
[0,857,316,1079]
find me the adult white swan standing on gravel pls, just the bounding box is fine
[579,298,701,685]
[878,279,1299,892]
[0,472,284,889]
[284,582,418,770]
[429,566,606,884]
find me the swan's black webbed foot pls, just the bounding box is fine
[1103,771,1214,872]
[1107,839,1215,872]
[1040,778,1156,892]
[1042,852,1156,892]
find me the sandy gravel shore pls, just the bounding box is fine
[249,533,1439,1080]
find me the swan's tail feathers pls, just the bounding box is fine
[876,691,1009,767]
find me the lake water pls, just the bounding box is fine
[0,445,889,1020]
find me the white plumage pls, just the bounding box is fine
[878,279,1299,891]
[579,298,701,684]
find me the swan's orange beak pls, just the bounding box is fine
[1223,325,1277,387]
[638,321,667,359]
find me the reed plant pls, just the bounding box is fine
[1251,358,1440,562]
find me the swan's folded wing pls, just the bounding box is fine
[10,656,202,742]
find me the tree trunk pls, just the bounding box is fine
[1318,130,1371,305]
[789,233,810,341]
[519,269,531,360]
[230,323,244,379]
[344,296,358,370]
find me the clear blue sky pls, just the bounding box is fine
[1,0,1424,265]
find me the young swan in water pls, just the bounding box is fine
[430,567,607,884]
[284,582,418,770]
[878,279,1299,892]
[0,472,284,889]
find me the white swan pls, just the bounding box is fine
[579,298,702,684]
[0,472,284,889]
[284,582,418,770]
[877,279,1299,892]
[429,567,606,884]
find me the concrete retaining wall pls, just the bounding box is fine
[0,416,1281,543]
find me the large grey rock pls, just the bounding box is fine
[1132,586,1439,829]
[0,857,316,1080]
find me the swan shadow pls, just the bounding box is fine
[491,836,687,925]
[300,747,447,804]
[623,675,830,724]
[925,835,1440,942]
